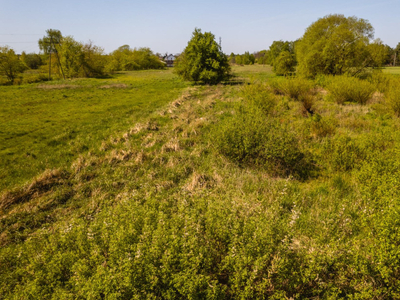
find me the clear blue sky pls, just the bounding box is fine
[1,0,399,55]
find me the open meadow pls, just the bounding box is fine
[0,70,187,190]
[2,65,400,298]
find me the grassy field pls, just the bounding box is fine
[383,66,400,74]
[0,70,188,190]
[2,65,400,298]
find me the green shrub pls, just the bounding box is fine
[386,81,400,117]
[324,135,367,171]
[22,73,48,84]
[273,51,295,76]
[367,70,392,94]
[240,81,276,114]
[269,77,315,101]
[326,76,376,104]
[212,108,309,178]
[309,114,337,137]
[314,74,332,88]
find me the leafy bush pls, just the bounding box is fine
[22,73,48,84]
[309,113,337,137]
[324,136,360,171]
[239,81,276,114]
[326,76,376,104]
[174,28,231,84]
[367,70,392,94]
[212,108,309,178]
[269,77,315,101]
[386,81,400,117]
[273,51,295,76]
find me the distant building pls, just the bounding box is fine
[163,54,177,67]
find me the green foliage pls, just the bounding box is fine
[268,40,296,66]
[296,14,374,78]
[21,52,44,69]
[234,51,255,65]
[273,51,296,76]
[21,72,49,84]
[269,76,315,101]
[326,76,376,104]
[106,46,165,72]
[367,70,393,93]
[309,114,337,137]
[174,28,231,84]
[387,81,400,116]
[0,46,28,84]
[39,30,107,79]
[239,81,276,114]
[367,39,390,68]
[211,98,309,178]
[325,135,365,171]
[38,29,63,55]
[3,66,400,298]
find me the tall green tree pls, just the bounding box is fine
[21,52,43,69]
[174,28,231,84]
[0,46,27,84]
[273,51,296,76]
[38,29,64,79]
[296,14,375,77]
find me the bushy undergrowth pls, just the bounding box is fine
[309,113,337,137]
[269,77,316,115]
[367,70,393,94]
[269,76,315,101]
[326,76,376,104]
[3,67,400,299]
[212,85,311,179]
[239,81,276,114]
[387,81,400,116]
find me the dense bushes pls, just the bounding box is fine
[326,76,376,104]
[269,77,315,101]
[212,83,310,179]
[4,68,400,298]
[387,81,400,116]
[106,46,165,72]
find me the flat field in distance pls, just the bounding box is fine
[231,64,275,81]
[0,70,187,190]
[383,66,400,75]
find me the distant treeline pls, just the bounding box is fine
[230,40,400,75]
[0,29,165,84]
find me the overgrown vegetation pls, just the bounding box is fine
[2,65,400,298]
[2,11,400,298]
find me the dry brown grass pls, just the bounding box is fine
[0,169,68,211]
[98,83,128,89]
[184,172,216,192]
[37,84,80,89]
[162,137,181,153]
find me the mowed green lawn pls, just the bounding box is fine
[0,70,187,190]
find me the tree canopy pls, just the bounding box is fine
[174,28,231,84]
[296,14,378,77]
[0,46,27,83]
